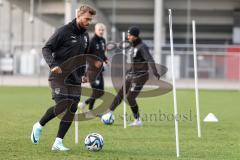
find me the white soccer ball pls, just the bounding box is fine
[84,133,104,152]
[101,112,115,125]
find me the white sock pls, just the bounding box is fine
[55,137,63,143]
[135,117,141,121]
[35,122,43,129]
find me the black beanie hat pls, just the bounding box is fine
[128,26,140,37]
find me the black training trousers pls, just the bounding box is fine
[39,81,81,139]
[110,73,149,119]
[85,72,104,110]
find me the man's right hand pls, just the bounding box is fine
[154,72,160,80]
[51,66,62,74]
[81,76,89,83]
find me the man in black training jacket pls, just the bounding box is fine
[30,5,96,151]
[101,26,160,127]
[79,23,109,112]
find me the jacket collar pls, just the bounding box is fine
[131,37,142,47]
[71,18,87,35]
[94,34,103,40]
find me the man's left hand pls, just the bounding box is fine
[95,61,103,68]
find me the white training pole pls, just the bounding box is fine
[168,9,180,158]
[75,108,78,144]
[29,0,34,23]
[192,20,201,138]
[122,32,127,129]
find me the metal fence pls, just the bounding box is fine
[161,44,240,80]
[0,44,239,87]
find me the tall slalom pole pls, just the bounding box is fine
[122,32,127,129]
[168,9,180,158]
[75,107,78,144]
[192,20,201,138]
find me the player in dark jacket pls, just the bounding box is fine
[79,23,109,112]
[102,26,160,127]
[30,5,96,151]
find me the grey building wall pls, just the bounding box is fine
[0,0,55,55]
[1,0,240,55]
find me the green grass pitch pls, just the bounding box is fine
[0,86,239,160]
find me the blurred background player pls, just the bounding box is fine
[102,26,160,127]
[79,23,109,112]
[30,5,96,151]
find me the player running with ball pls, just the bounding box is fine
[30,5,96,151]
[102,26,160,127]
